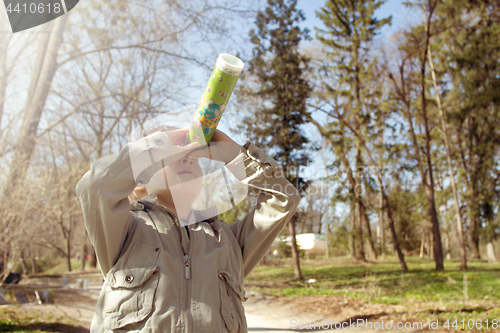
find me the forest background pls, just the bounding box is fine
[0,0,499,283]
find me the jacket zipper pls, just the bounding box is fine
[171,214,193,333]
[184,254,190,280]
[186,225,194,333]
[155,208,194,333]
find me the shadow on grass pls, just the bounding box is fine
[0,322,89,333]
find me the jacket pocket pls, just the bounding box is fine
[102,265,160,330]
[218,270,246,333]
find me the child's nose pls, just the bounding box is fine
[181,157,195,165]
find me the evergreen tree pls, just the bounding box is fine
[435,0,500,261]
[314,0,391,261]
[238,0,311,280]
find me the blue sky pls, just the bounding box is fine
[281,0,418,220]
[296,0,411,36]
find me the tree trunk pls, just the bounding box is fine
[339,146,361,260]
[65,230,72,272]
[469,217,481,259]
[420,233,425,258]
[325,217,330,260]
[486,242,497,263]
[20,251,29,275]
[377,127,386,259]
[398,66,443,270]
[382,190,408,271]
[338,145,363,260]
[304,115,406,270]
[356,200,365,260]
[30,246,37,275]
[80,242,87,271]
[3,15,68,196]
[58,204,72,272]
[428,44,467,270]
[427,232,434,259]
[0,27,9,130]
[288,216,303,280]
[353,148,376,260]
[89,245,97,268]
[361,201,377,259]
[427,192,443,269]
[420,0,443,271]
[349,200,356,258]
[457,126,481,260]
[445,232,451,260]
[379,191,385,259]
[2,243,10,279]
[325,185,330,260]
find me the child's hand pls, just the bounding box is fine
[159,128,201,162]
[186,129,244,164]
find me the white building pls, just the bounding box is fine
[273,233,328,255]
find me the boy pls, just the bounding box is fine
[76,126,300,333]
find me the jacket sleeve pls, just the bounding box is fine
[226,142,301,277]
[75,131,175,276]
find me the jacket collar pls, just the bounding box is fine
[134,193,219,224]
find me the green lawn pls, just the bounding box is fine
[246,256,500,324]
[0,309,84,333]
[247,257,500,302]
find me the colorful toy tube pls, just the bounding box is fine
[187,54,244,145]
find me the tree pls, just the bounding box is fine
[238,0,310,280]
[385,0,448,270]
[435,0,500,261]
[313,0,391,261]
[427,40,467,270]
[2,16,68,197]
[388,0,500,267]
[297,182,329,235]
[0,0,259,278]
[0,16,68,281]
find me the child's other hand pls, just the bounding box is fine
[186,129,244,164]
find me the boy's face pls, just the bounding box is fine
[149,155,204,205]
[164,155,203,188]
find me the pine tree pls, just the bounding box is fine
[315,0,390,261]
[238,0,311,280]
[435,0,500,261]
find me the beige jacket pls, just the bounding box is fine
[76,132,301,333]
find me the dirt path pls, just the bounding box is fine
[1,275,470,332]
[244,297,339,332]
[243,294,424,332]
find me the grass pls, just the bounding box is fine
[3,256,499,331]
[247,257,500,302]
[0,308,86,333]
[40,259,84,276]
[246,256,500,325]
[12,257,84,276]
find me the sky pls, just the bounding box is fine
[0,0,420,228]
[218,0,418,143]
[265,0,417,182]
[296,0,413,35]
[1,0,418,196]
[281,0,420,221]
